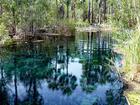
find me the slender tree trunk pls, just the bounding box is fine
[133,0,139,24]
[56,0,58,18]
[82,1,86,21]
[31,21,34,34]
[11,7,16,38]
[67,4,69,18]
[0,4,3,15]
[29,0,34,34]
[72,0,76,20]
[91,0,94,23]
[98,0,102,24]
[88,0,91,23]
[103,0,107,21]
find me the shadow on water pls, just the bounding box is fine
[0,32,127,105]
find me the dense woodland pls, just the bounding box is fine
[0,0,140,38]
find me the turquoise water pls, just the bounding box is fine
[0,32,127,105]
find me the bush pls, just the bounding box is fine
[0,23,10,45]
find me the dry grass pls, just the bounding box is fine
[126,91,140,105]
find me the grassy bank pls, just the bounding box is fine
[126,91,140,105]
[112,25,140,104]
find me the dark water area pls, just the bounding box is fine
[0,32,127,105]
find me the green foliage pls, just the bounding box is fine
[0,23,10,45]
[76,19,89,27]
[0,23,8,36]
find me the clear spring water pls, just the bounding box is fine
[0,32,127,105]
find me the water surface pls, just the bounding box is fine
[0,32,127,105]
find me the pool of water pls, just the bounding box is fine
[0,32,127,105]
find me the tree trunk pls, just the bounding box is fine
[56,0,58,18]
[11,7,16,38]
[82,1,87,21]
[0,4,3,15]
[103,0,107,21]
[91,0,94,23]
[88,0,91,23]
[67,4,69,18]
[59,4,65,19]
[72,0,76,20]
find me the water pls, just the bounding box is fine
[0,32,127,105]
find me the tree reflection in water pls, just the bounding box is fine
[79,32,114,93]
[0,64,9,105]
[0,33,127,105]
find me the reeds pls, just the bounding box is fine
[113,25,140,74]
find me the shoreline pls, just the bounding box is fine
[123,75,140,105]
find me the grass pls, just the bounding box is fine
[113,25,140,105]
[113,25,140,72]
[126,91,140,105]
